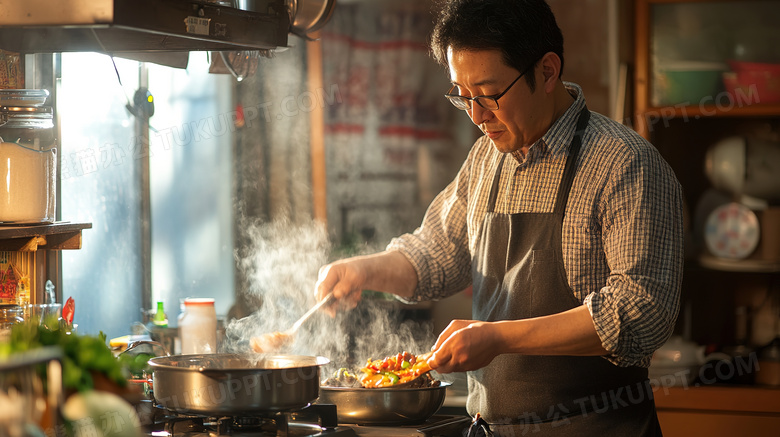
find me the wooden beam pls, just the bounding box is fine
[307,31,328,227]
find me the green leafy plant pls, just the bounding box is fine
[0,317,144,392]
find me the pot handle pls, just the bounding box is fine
[123,340,171,357]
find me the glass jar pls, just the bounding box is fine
[0,90,57,224]
[0,304,25,342]
[178,298,217,354]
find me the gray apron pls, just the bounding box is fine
[468,108,662,435]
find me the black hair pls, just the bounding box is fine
[430,0,565,91]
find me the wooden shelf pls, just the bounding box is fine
[0,222,92,251]
[699,255,780,274]
[641,104,780,119]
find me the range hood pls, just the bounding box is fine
[0,0,293,53]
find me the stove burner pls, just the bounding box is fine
[143,403,354,437]
[140,401,470,437]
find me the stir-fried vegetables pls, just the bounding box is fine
[358,351,434,388]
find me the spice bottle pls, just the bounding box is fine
[152,301,168,327]
[178,298,217,354]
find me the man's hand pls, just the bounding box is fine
[314,250,418,316]
[428,306,610,373]
[314,259,367,316]
[428,319,502,373]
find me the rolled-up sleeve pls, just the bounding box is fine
[585,145,685,367]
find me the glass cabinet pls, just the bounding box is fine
[635,0,780,137]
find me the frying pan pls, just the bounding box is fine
[316,382,450,425]
[148,354,329,415]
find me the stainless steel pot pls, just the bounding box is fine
[316,382,450,425]
[148,354,329,415]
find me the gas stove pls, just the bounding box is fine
[138,401,471,437]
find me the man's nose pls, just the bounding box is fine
[468,104,493,126]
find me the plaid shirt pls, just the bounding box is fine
[387,83,684,367]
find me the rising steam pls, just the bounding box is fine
[223,217,438,376]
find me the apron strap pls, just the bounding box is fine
[553,107,590,215]
[486,153,507,213]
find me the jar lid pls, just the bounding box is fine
[0,89,49,107]
[184,298,215,306]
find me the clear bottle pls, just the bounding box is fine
[178,298,217,355]
[0,305,24,342]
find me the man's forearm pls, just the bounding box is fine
[358,250,419,299]
[495,305,610,356]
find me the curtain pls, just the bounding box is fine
[321,0,465,248]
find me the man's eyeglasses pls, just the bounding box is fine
[445,60,538,111]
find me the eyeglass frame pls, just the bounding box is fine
[444,59,539,111]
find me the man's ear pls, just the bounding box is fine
[539,52,562,94]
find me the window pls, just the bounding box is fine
[59,52,234,340]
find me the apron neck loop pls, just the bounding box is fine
[552,107,590,215]
[486,154,507,213]
[485,106,590,215]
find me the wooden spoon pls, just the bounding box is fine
[250,292,333,353]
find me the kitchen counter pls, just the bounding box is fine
[654,385,780,437]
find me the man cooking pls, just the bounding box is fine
[315,0,684,434]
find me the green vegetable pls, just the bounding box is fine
[401,360,411,369]
[382,371,400,385]
[0,317,132,393]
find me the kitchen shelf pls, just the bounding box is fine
[699,255,780,273]
[641,104,780,120]
[633,0,780,139]
[0,222,92,251]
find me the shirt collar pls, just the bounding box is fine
[537,82,587,158]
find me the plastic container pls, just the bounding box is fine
[178,298,217,355]
[726,60,780,104]
[656,61,728,106]
[0,92,57,224]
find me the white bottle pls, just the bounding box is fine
[178,298,217,355]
